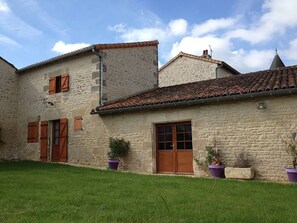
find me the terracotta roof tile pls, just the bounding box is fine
[93,65,297,114]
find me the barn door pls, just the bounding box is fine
[156,122,193,174]
[51,118,68,162]
[40,121,48,162]
[59,118,68,162]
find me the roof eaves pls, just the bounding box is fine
[92,87,297,115]
[17,45,94,73]
[221,62,241,75]
[0,56,17,70]
[95,40,159,50]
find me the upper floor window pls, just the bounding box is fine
[49,73,69,95]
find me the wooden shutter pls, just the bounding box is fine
[61,74,69,92]
[27,122,39,143]
[49,77,56,95]
[59,118,68,162]
[74,116,83,131]
[40,121,48,162]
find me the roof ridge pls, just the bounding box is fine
[159,51,222,72]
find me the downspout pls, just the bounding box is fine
[215,63,223,79]
[92,46,104,105]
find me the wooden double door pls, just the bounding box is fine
[156,122,193,174]
[40,118,68,162]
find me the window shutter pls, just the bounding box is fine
[59,118,68,162]
[27,121,39,143]
[40,121,48,162]
[74,116,83,131]
[61,74,69,92]
[49,77,56,95]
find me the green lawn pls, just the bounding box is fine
[0,161,296,223]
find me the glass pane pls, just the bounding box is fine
[185,142,193,150]
[165,134,172,141]
[158,143,165,150]
[158,126,165,133]
[165,143,173,150]
[176,125,184,133]
[184,124,191,132]
[54,137,59,145]
[165,126,172,134]
[185,133,192,140]
[177,133,184,141]
[177,142,184,150]
[158,134,164,142]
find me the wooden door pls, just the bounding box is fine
[40,121,48,162]
[156,122,193,174]
[51,120,60,162]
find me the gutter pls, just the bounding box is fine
[92,47,104,106]
[91,87,297,115]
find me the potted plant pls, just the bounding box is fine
[107,137,131,170]
[195,146,225,178]
[225,152,255,179]
[283,133,297,183]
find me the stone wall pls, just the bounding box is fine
[16,45,158,165]
[159,56,217,87]
[159,56,236,87]
[96,94,297,181]
[0,59,18,159]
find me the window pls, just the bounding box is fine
[27,121,39,143]
[49,73,69,95]
[74,116,83,132]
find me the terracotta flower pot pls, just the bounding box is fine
[208,165,225,178]
[285,168,297,183]
[108,160,119,170]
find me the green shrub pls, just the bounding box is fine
[108,137,131,160]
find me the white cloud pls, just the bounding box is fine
[170,36,231,59]
[0,0,10,12]
[108,23,126,33]
[110,18,188,42]
[121,28,166,42]
[284,38,297,62]
[0,0,41,38]
[52,41,90,54]
[168,19,188,36]
[227,0,297,44]
[192,18,237,37]
[0,34,19,46]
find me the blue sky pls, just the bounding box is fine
[0,0,297,73]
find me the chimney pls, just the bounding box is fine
[202,49,211,58]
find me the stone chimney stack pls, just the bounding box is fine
[202,49,211,58]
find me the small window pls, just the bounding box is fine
[49,73,69,95]
[27,121,39,143]
[56,76,61,93]
[74,116,83,132]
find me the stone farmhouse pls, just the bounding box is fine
[1,40,296,182]
[159,50,239,87]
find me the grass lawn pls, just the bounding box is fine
[0,161,296,223]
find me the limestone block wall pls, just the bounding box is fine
[17,53,100,163]
[0,59,18,159]
[159,57,218,87]
[96,94,297,181]
[103,46,158,101]
[16,44,158,165]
